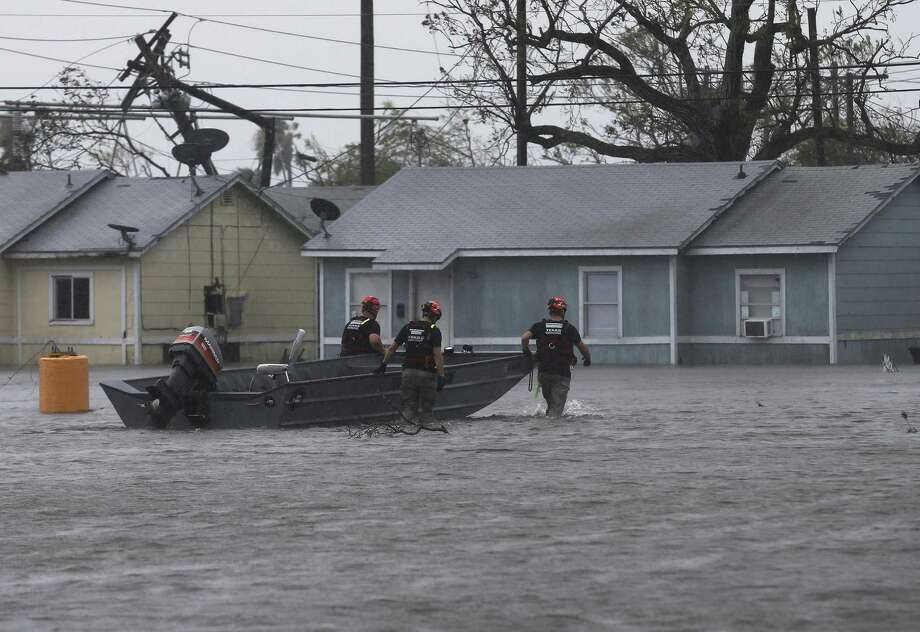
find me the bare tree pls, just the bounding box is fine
[426,0,920,162]
[5,67,171,176]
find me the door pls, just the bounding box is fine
[413,270,452,346]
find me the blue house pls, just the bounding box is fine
[303,162,920,365]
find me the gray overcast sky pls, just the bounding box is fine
[2,0,919,182]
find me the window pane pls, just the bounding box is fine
[54,277,72,320]
[586,271,618,303]
[586,304,619,337]
[73,278,90,320]
[350,273,388,305]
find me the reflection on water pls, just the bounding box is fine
[2,364,920,630]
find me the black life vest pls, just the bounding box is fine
[536,319,574,371]
[341,316,374,355]
[403,321,438,371]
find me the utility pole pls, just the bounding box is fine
[360,0,375,185]
[807,7,825,166]
[845,71,855,164]
[120,13,277,186]
[830,62,840,128]
[515,0,527,166]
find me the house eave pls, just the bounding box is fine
[685,245,838,255]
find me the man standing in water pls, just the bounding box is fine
[340,295,385,356]
[375,300,446,424]
[521,296,591,418]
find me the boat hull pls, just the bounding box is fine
[100,352,530,430]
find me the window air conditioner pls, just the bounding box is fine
[742,318,772,338]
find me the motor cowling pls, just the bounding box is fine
[146,326,223,427]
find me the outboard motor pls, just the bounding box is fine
[146,326,223,427]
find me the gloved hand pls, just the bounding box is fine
[570,355,578,366]
[373,362,387,375]
[436,375,446,392]
[583,357,591,367]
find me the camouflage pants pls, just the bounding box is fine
[400,368,437,424]
[538,372,571,418]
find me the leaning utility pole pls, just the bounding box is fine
[515,0,527,166]
[360,0,375,185]
[119,13,277,186]
[807,7,826,166]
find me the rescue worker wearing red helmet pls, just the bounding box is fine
[340,295,385,356]
[375,300,446,425]
[521,296,591,418]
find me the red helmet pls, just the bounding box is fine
[422,300,442,320]
[547,296,568,312]
[361,295,381,314]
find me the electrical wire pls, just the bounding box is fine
[0,33,145,42]
[59,0,462,57]
[0,44,125,70]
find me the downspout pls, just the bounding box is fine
[669,255,678,365]
[828,253,837,365]
[134,260,143,365]
[317,258,324,360]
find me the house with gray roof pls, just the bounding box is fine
[2,171,323,366]
[304,161,920,365]
[264,184,375,236]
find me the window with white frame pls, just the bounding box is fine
[737,270,784,336]
[580,267,621,338]
[50,273,93,323]
[346,269,391,337]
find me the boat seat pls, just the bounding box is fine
[256,363,289,375]
[249,364,290,392]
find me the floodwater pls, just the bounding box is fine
[2,363,919,631]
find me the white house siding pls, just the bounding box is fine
[836,180,920,364]
[137,185,316,364]
[0,261,16,365]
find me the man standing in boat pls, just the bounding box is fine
[374,300,446,424]
[521,296,591,418]
[341,295,385,356]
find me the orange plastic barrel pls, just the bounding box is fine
[39,355,90,414]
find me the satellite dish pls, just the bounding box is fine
[310,198,341,221]
[107,223,139,250]
[171,143,212,167]
[310,198,341,239]
[184,128,230,153]
[107,223,138,233]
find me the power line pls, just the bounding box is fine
[0,33,146,42]
[59,0,461,57]
[0,43,127,71]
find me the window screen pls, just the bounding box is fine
[52,275,91,321]
[582,270,620,337]
[348,271,390,337]
[739,273,782,334]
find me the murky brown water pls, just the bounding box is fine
[2,364,919,631]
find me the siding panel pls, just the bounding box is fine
[837,181,920,332]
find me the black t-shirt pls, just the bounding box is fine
[528,319,581,377]
[340,316,381,356]
[395,321,442,372]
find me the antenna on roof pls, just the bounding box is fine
[734,164,747,179]
[170,128,231,197]
[310,198,341,239]
[107,223,139,251]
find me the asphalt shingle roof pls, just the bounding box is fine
[0,169,107,252]
[695,165,920,247]
[9,175,252,255]
[264,185,375,235]
[303,162,779,264]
